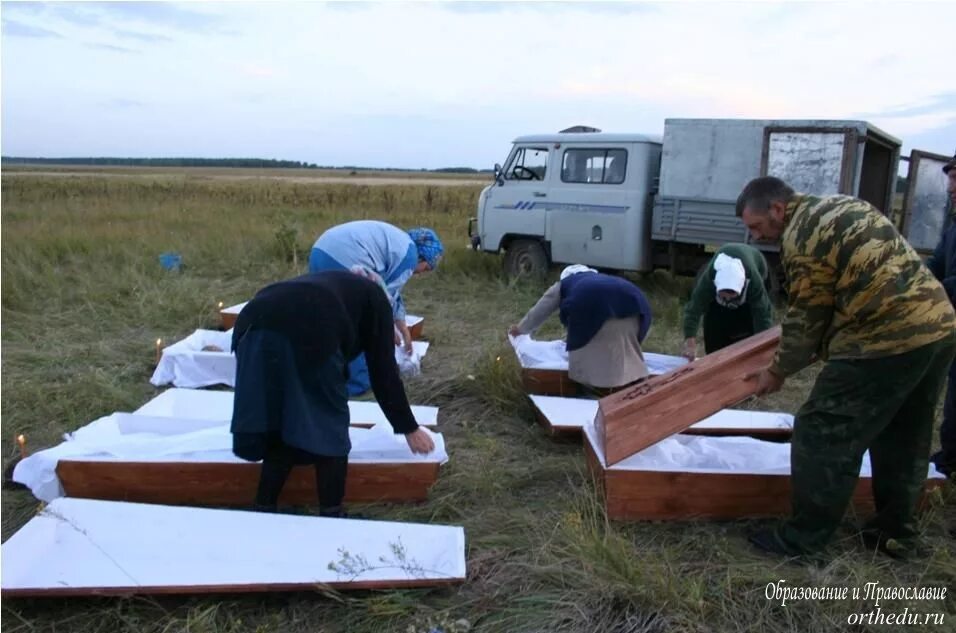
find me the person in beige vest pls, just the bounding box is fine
[509,265,652,391]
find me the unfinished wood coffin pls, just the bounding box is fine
[56,459,440,506]
[14,410,446,507]
[510,334,689,397]
[596,326,781,466]
[134,387,440,429]
[1,498,466,596]
[529,395,793,440]
[582,423,945,520]
[220,302,425,340]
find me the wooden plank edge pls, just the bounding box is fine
[1,576,465,598]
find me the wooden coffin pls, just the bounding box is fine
[521,367,578,397]
[582,423,945,521]
[135,388,440,430]
[57,459,440,506]
[529,395,793,440]
[596,326,781,466]
[1,498,466,596]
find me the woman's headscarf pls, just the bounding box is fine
[407,227,444,269]
[560,264,598,281]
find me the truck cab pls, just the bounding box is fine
[470,132,662,277]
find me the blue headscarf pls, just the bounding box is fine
[407,227,444,269]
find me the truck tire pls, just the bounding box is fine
[504,239,548,279]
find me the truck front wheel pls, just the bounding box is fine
[504,239,548,279]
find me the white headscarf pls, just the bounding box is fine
[713,254,746,294]
[560,264,598,281]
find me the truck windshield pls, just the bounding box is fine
[505,147,549,181]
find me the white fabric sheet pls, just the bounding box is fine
[150,329,429,388]
[14,413,448,503]
[509,334,688,375]
[1,498,466,594]
[134,388,439,427]
[529,395,794,432]
[582,420,946,479]
[222,302,424,335]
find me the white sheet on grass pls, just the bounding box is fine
[150,329,429,388]
[530,395,794,432]
[582,420,946,479]
[0,498,466,595]
[13,413,448,502]
[134,388,439,427]
[509,334,687,375]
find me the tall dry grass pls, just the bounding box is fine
[1,171,953,633]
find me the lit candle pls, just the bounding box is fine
[155,338,163,364]
[17,434,26,459]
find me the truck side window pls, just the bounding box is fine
[561,148,627,184]
[505,147,549,181]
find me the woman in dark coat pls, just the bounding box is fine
[230,269,434,517]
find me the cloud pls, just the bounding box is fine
[1,18,63,39]
[85,42,139,54]
[113,28,174,43]
[104,98,148,109]
[241,64,278,79]
[438,1,658,15]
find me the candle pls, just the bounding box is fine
[155,338,163,364]
[17,434,26,459]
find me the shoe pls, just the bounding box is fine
[748,528,801,558]
[930,450,955,477]
[319,505,367,520]
[858,529,927,561]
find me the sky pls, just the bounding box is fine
[1,0,954,169]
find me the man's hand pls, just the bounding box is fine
[395,320,413,354]
[681,337,697,361]
[508,324,521,337]
[404,428,434,454]
[747,368,785,396]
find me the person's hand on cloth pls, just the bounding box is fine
[404,428,435,454]
[395,320,413,354]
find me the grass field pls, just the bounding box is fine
[1,169,953,632]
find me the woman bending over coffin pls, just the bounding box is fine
[230,269,434,518]
[509,265,653,392]
[309,220,444,395]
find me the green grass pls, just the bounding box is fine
[2,171,954,632]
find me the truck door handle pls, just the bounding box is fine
[592,225,603,241]
[533,192,547,197]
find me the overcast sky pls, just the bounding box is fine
[2,1,954,169]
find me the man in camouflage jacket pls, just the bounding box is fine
[736,176,956,559]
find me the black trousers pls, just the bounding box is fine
[703,303,755,354]
[932,361,956,474]
[254,441,349,516]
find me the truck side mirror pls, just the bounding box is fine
[494,163,504,186]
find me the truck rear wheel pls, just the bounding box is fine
[504,239,548,279]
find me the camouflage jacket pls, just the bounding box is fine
[771,194,956,377]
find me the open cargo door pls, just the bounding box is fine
[760,126,856,195]
[901,150,952,254]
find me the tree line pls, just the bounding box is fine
[0,156,489,173]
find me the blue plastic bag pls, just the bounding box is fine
[158,252,182,271]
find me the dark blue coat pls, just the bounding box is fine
[559,273,652,351]
[927,224,956,306]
